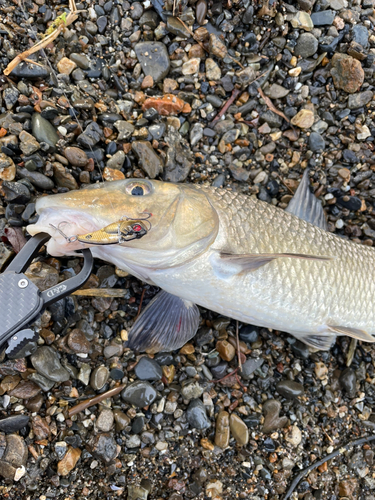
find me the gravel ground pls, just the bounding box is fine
[1,0,375,498]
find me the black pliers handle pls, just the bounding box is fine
[0,233,93,358]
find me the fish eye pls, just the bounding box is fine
[125,181,152,196]
[85,234,92,239]
[131,186,144,196]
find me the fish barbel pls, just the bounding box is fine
[27,176,375,352]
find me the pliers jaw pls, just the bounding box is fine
[0,233,93,358]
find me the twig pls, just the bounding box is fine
[213,367,240,384]
[211,88,241,127]
[236,320,242,372]
[135,287,146,321]
[73,288,129,297]
[257,86,290,123]
[259,29,271,51]
[283,434,375,500]
[68,383,126,417]
[177,17,209,54]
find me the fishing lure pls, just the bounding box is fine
[50,214,151,245]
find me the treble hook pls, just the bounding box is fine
[49,223,78,243]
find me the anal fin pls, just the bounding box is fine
[298,333,337,351]
[127,290,200,353]
[328,325,375,343]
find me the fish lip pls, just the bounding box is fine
[27,206,102,255]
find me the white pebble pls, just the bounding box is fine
[335,219,344,229]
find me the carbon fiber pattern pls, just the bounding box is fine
[0,273,41,341]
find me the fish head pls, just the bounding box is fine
[27,179,219,269]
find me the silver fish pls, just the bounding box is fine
[27,173,375,353]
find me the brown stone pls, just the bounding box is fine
[215,411,230,448]
[216,340,236,361]
[179,343,195,355]
[229,413,249,446]
[142,94,187,116]
[290,109,314,129]
[57,447,81,476]
[32,415,50,440]
[64,147,88,167]
[141,74,154,89]
[189,44,205,59]
[162,365,175,384]
[163,78,178,93]
[262,399,289,434]
[209,34,227,58]
[9,380,41,399]
[331,53,364,94]
[57,57,77,75]
[67,329,92,354]
[103,167,125,181]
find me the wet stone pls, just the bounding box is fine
[115,121,135,141]
[132,141,163,178]
[29,372,54,391]
[0,415,29,434]
[2,181,30,204]
[9,380,41,399]
[134,356,163,381]
[352,25,368,48]
[96,409,114,432]
[64,147,88,167]
[67,329,91,354]
[348,91,373,109]
[262,399,288,433]
[229,413,249,446]
[57,447,81,476]
[276,380,304,398]
[311,10,335,25]
[186,399,211,430]
[239,326,259,343]
[31,113,59,151]
[339,368,357,397]
[88,433,117,463]
[31,346,70,383]
[17,166,54,190]
[135,42,170,83]
[181,380,204,400]
[241,358,264,379]
[121,380,157,407]
[294,33,319,58]
[77,121,103,148]
[90,366,110,390]
[114,410,130,431]
[215,411,230,448]
[10,62,49,79]
[19,131,40,155]
[53,163,78,190]
[309,132,325,152]
[331,54,364,94]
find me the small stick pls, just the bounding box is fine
[135,287,146,321]
[257,86,290,123]
[68,383,126,417]
[236,320,242,372]
[73,288,129,298]
[176,17,209,54]
[283,434,375,500]
[213,367,240,384]
[211,88,241,127]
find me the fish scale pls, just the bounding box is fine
[191,185,375,337]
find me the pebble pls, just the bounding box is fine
[262,399,288,433]
[0,415,29,434]
[241,357,264,379]
[131,141,163,178]
[9,380,41,399]
[57,447,81,476]
[64,147,88,167]
[294,33,318,58]
[309,132,325,152]
[88,433,117,463]
[53,163,78,190]
[348,91,373,110]
[134,356,163,381]
[330,54,365,93]
[285,424,302,447]
[229,413,249,446]
[17,166,54,190]
[290,11,313,31]
[90,366,110,391]
[216,340,235,361]
[339,368,357,397]
[0,434,28,480]
[19,131,40,155]
[276,380,304,398]
[205,58,221,81]
[31,113,59,151]
[96,409,114,432]
[181,380,204,400]
[135,42,170,82]
[57,57,77,75]
[30,347,70,383]
[186,399,211,430]
[115,121,135,141]
[196,0,207,24]
[311,10,335,25]
[291,109,314,129]
[215,411,230,448]
[121,381,157,407]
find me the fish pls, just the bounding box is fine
[27,173,375,353]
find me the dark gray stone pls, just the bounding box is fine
[186,399,211,430]
[134,357,163,381]
[121,380,157,407]
[134,42,170,83]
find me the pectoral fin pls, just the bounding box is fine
[213,251,332,277]
[328,325,375,343]
[298,333,337,350]
[127,290,200,353]
[285,169,328,230]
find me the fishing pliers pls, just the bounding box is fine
[0,233,93,358]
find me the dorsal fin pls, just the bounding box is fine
[285,169,328,230]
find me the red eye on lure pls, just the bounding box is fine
[50,213,152,245]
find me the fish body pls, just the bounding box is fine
[28,178,375,351]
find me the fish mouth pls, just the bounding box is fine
[27,207,103,257]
